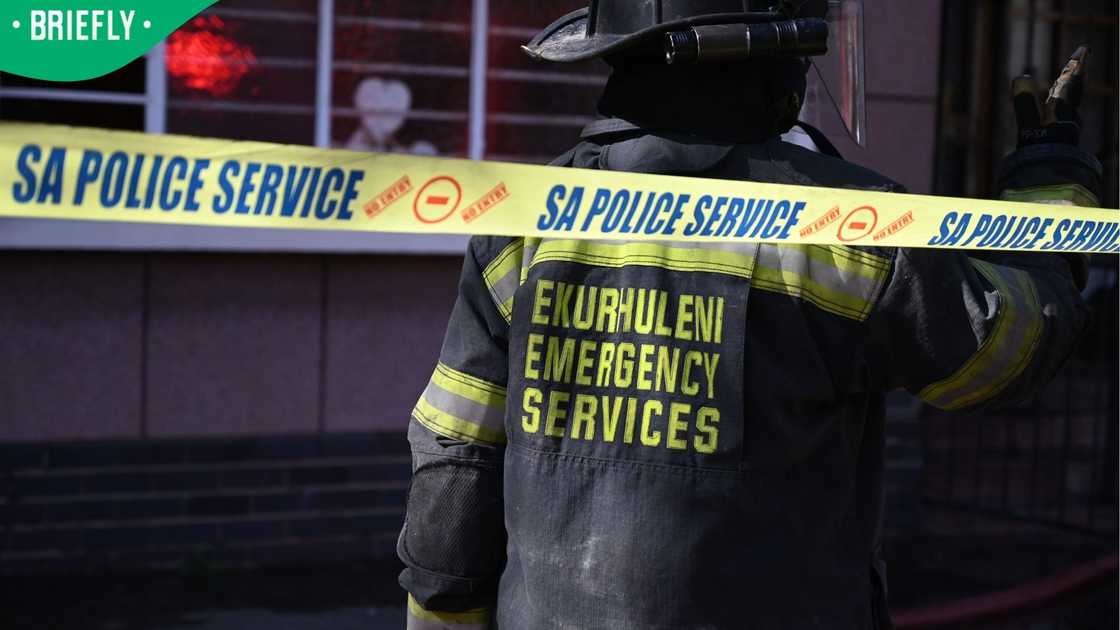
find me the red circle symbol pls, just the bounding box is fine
[413,176,463,224]
[837,206,879,242]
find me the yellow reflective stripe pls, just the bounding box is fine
[415,363,506,444]
[433,363,507,406]
[407,595,490,628]
[527,240,888,321]
[482,239,523,321]
[752,266,865,320]
[918,260,1043,410]
[413,397,507,444]
[753,244,889,321]
[1001,184,1099,208]
[521,237,541,284]
[415,363,506,443]
[529,239,756,279]
[805,244,891,281]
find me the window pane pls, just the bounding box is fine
[0,60,146,94]
[165,0,319,144]
[331,0,472,157]
[0,100,144,131]
[0,61,145,130]
[997,0,1118,206]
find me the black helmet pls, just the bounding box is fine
[523,0,829,63]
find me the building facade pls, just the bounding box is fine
[1,0,1116,585]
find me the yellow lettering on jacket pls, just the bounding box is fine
[519,281,730,457]
[544,391,570,438]
[522,387,542,433]
[529,281,725,342]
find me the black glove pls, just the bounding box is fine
[999,45,1102,210]
[999,46,1103,289]
[1013,46,1088,148]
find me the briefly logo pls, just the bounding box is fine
[14,10,149,41]
[0,1,218,82]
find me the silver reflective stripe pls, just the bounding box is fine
[758,244,883,300]
[520,238,541,284]
[522,238,541,266]
[594,238,761,256]
[421,379,505,434]
[529,238,759,280]
[529,239,885,319]
[482,239,524,321]
[919,260,1042,410]
[753,244,888,320]
[1001,183,1100,208]
[486,266,520,318]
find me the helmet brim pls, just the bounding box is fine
[522,8,783,63]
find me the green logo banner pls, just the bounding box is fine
[0,0,217,82]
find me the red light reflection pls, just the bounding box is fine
[167,15,256,97]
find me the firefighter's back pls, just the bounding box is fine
[493,132,902,629]
[401,1,1096,626]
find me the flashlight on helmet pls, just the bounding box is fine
[663,18,829,64]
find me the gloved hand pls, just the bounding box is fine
[999,45,1103,288]
[999,45,1103,210]
[1012,46,1088,148]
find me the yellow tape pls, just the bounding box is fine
[1,123,1115,253]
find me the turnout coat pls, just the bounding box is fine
[397,122,1091,630]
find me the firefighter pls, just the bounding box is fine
[397,1,1101,628]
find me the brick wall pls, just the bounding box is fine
[0,251,462,573]
[0,248,931,572]
[0,251,462,441]
[0,433,410,574]
[0,422,928,574]
[812,0,944,194]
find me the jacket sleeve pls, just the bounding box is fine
[399,236,521,628]
[864,136,1102,410]
[864,247,1089,411]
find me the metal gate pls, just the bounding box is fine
[922,259,1118,538]
[929,0,1119,539]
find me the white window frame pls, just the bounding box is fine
[1,0,605,252]
[0,0,495,254]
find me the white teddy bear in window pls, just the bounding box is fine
[346,77,438,156]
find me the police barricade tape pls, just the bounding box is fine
[1,123,1116,254]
